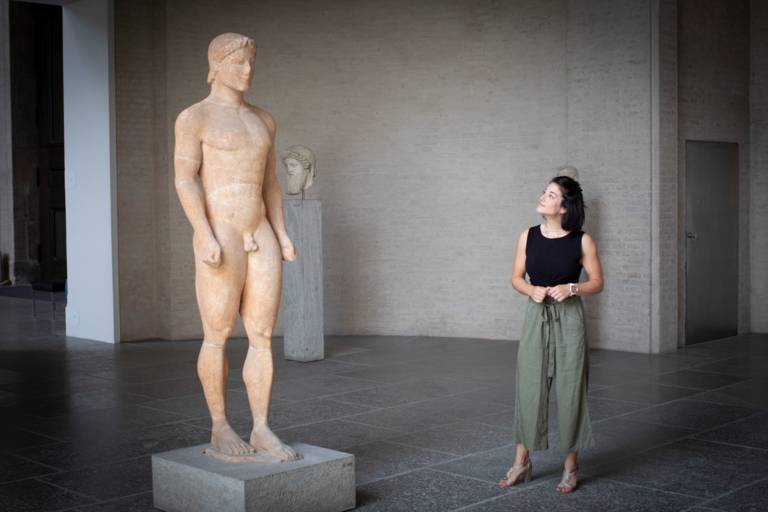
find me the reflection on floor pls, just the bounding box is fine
[1,295,767,511]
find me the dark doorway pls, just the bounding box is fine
[684,141,739,345]
[10,1,65,284]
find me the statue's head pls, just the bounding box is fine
[557,165,579,182]
[281,145,316,195]
[207,33,257,91]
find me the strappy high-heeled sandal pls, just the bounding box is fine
[497,459,533,488]
[555,466,578,493]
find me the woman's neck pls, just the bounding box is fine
[541,215,567,235]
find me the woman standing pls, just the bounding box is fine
[499,176,604,493]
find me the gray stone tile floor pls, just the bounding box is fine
[0,295,767,511]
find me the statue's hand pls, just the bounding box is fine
[196,232,222,268]
[280,239,297,262]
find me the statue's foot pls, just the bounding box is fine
[250,424,302,462]
[211,423,255,456]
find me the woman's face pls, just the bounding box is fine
[536,182,566,217]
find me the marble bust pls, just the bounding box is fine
[557,165,580,181]
[282,145,316,197]
[173,32,300,462]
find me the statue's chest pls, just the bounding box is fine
[202,109,270,154]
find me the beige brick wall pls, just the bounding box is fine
[115,0,701,352]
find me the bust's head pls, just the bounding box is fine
[557,165,579,182]
[282,145,316,195]
[207,33,256,91]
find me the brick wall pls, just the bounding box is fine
[115,0,684,352]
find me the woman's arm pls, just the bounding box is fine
[549,233,604,301]
[576,233,604,295]
[511,229,548,303]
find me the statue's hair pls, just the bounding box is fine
[282,145,316,189]
[207,33,256,84]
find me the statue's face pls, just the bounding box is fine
[284,158,305,178]
[216,47,256,92]
[284,157,310,195]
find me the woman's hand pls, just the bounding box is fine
[529,286,549,303]
[547,284,570,302]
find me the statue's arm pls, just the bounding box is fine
[259,112,296,261]
[174,108,221,267]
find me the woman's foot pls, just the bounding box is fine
[555,466,578,493]
[498,459,533,488]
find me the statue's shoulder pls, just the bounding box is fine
[175,101,209,128]
[245,104,276,136]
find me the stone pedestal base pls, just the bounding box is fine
[283,199,324,362]
[152,443,355,512]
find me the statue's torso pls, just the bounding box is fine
[196,102,272,232]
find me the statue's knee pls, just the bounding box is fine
[244,320,272,339]
[204,323,233,345]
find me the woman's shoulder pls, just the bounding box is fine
[580,232,597,248]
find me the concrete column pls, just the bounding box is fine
[0,0,13,283]
[63,0,119,343]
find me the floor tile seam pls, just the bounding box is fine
[339,417,468,441]
[686,396,767,415]
[684,394,768,410]
[138,401,251,419]
[602,395,763,424]
[273,417,406,438]
[688,436,768,453]
[381,438,477,457]
[310,386,501,415]
[67,490,153,510]
[449,478,556,512]
[346,438,468,464]
[354,462,469,487]
[682,365,766,378]
[672,407,768,439]
[599,477,708,501]
[589,414,768,470]
[684,474,768,509]
[0,470,61,487]
[28,475,102,503]
[606,415,752,433]
[425,466,515,487]
[12,447,157,475]
[5,448,71,471]
[230,405,387,432]
[15,425,71,444]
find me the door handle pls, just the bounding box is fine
[686,232,697,240]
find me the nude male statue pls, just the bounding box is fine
[174,33,300,462]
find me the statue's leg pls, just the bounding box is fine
[241,220,301,462]
[195,222,253,455]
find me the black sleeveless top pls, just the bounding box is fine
[525,225,584,287]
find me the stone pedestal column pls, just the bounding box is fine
[283,199,324,361]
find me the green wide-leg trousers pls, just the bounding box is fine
[512,296,594,453]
